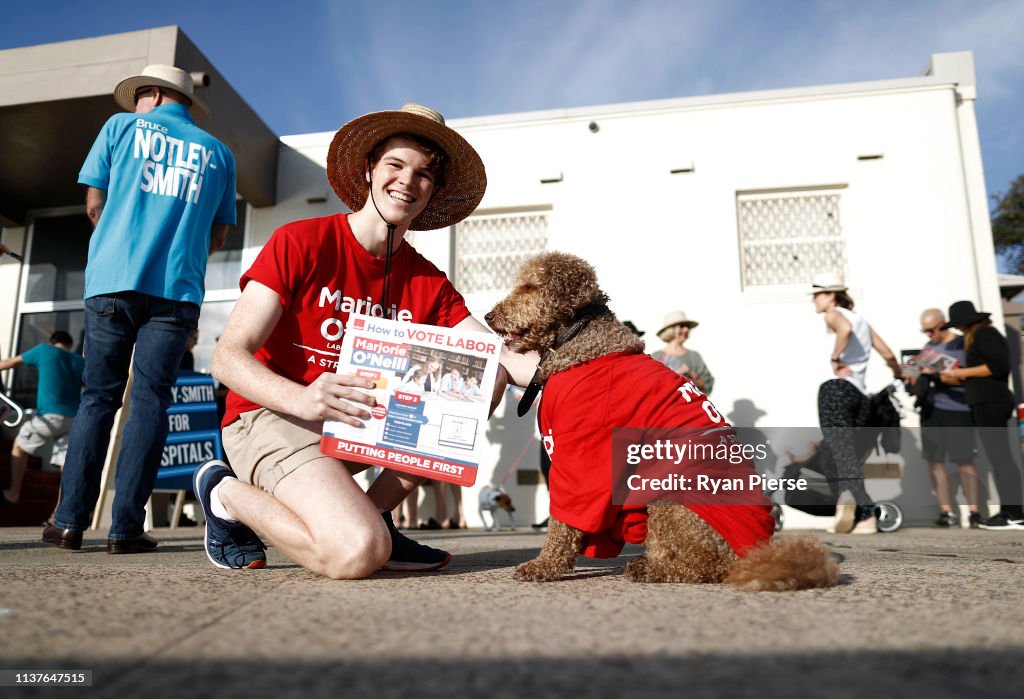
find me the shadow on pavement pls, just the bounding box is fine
[9,649,1023,698]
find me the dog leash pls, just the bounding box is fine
[498,435,538,487]
[516,301,609,416]
[516,378,544,417]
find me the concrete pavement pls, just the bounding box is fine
[1,525,1023,698]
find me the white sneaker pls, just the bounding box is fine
[832,491,856,534]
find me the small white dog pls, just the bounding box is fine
[478,486,516,531]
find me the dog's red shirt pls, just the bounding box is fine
[539,351,775,558]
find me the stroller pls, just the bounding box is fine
[1,390,25,429]
[778,383,904,533]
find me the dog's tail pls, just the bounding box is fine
[725,536,839,592]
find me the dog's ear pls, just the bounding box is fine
[539,253,604,314]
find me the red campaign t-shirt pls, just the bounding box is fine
[223,213,470,426]
[539,351,775,558]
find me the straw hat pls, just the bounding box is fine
[943,300,990,329]
[809,272,848,294]
[113,64,210,120]
[657,311,699,342]
[326,103,487,231]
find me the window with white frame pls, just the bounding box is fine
[8,200,248,407]
[453,209,549,315]
[736,187,847,289]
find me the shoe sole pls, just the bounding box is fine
[978,523,1024,530]
[195,461,266,571]
[381,552,452,572]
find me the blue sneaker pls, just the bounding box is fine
[194,460,267,570]
[381,510,451,572]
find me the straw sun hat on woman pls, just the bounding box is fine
[656,311,699,343]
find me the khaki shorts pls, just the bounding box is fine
[222,408,330,495]
[16,413,73,465]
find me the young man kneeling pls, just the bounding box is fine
[195,104,532,577]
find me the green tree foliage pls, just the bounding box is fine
[992,175,1024,273]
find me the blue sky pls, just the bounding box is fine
[4,0,1023,207]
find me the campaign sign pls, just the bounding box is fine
[321,314,503,487]
[154,371,223,491]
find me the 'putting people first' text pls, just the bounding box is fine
[133,119,215,204]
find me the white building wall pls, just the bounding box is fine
[454,85,988,428]
[453,71,997,526]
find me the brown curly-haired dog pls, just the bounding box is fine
[486,252,838,591]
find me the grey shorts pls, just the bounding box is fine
[16,413,73,465]
[222,408,331,495]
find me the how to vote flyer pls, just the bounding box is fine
[320,314,503,486]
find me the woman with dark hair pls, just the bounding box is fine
[811,273,901,534]
[940,300,1024,529]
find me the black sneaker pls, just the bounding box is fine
[969,512,984,529]
[934,511,959,528]
[978,511,1024,531]
[381,510,451,571]
[532,517,549,531]
[194,461,267,570]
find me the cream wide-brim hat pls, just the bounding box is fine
[809,272,848,295]
[657,310,699,342]
[326,103,487,231]
[113,64,210,120]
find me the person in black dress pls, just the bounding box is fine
[941,300,1024,529]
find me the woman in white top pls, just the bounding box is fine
[812,273,901,534]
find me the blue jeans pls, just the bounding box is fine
[55,292,198,539]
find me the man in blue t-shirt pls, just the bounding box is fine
[45,65,237,555]
[910,307,982,528]
[0,331,84,507]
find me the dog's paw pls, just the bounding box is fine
[624,557,653,582]
[624,557,675,583]
[514,559,563,582]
